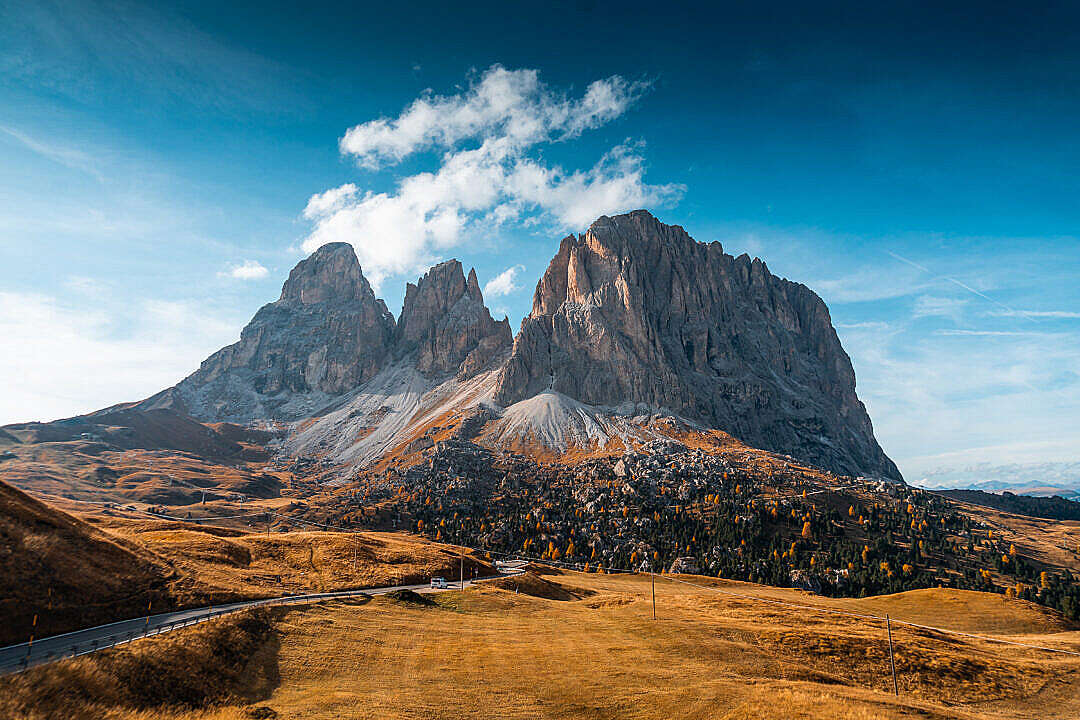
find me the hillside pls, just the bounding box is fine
[0,479,494,648]
[3,570,1078,720]
[0,479,175,646]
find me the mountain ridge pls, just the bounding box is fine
[127,211,897,480]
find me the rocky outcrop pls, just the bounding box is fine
[395,260,512,377]
[494,210,900,480]
[142,243,396,421]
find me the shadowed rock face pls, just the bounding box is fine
[494,210,901,480]
[395,260,512,377]
[144,243,397,421]
[142,245,509,422]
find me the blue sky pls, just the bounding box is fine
[1,0,1077,484]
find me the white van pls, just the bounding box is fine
[430,577,448,589]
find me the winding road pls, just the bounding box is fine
[0,574,513,676]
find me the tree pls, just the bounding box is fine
[801,521,813,539]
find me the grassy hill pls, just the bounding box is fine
[937,489,1080,521]
[2,568,1078,720]
[0,479,175,646]
[0,479,492,647]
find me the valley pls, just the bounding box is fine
[3,211,1078,718]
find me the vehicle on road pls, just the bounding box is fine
[430,577,448,589]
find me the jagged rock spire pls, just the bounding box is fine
[397,260,512,377]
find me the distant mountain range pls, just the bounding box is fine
[117,210,899,481]
[913,461,1080,498]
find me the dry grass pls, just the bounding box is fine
[0,480,175,646]
[0,478,491,647]
[952,503,1080,575]
[113,525,492,603]
[19,570,1077,720]
[259,573,1080,720]
[0,609,278,720]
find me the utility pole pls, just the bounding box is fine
[460,547,465,590]
[886,614,898,696]
[651,569,656,620]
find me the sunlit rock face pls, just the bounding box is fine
[494,210,901,480]
[138,211,899,481]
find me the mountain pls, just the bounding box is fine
[934,488,1080,521]
[139,242,397,422]
[912,460,1080,497]
[494,211,899,480]
[88,211,897,481]
[395,259,512,378]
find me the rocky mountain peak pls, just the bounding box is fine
[397,259,512,377]
[497,210,901,480]
[142,243,396,421]
[279,242,376,305]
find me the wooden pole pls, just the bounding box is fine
[886,614,898,696]
[651,571,656,620]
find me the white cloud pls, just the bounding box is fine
[303,184,358,218]
[64,275,106,297]
[303,66,682,289]
[835,318,1080,481]
[220,260,269,280]
[935,329,1050,337]
[484,264,526,297]
[812,266,929,303]
[0,292,241,424]
[339,66,648,169]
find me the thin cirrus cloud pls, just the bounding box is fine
[483,264,526,297]
[912,295,968,323]
[219,260,269,280]
[989,309,1080,319]
[302,65,683,290]
[0,125,105,182]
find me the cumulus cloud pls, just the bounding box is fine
[484,264,526,297]
[339,66,648,168]
[220,260,269,280]
[303,65,682,289]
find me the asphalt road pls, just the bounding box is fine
[0,575,507,675]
